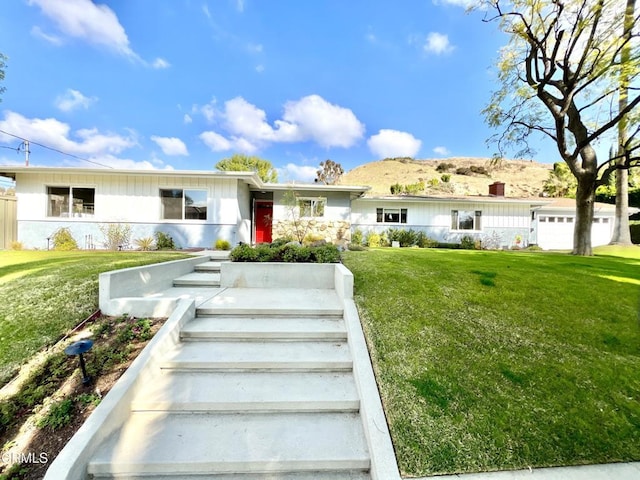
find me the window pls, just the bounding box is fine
[298,198,325,217]
[47,187,95,217]
[602,218,609,224]
[451,210,481,231]
[160,189,207,220]
[567,217,574,223]
[376,208,407,223]
[539,216,547,222]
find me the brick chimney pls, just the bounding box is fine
[489,181,505,197]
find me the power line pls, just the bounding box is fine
[0,128,114,169]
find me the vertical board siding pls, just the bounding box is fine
[0,196,17,249]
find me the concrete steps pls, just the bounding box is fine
[130,371,360,412]
[88,260,373,479]
[88,412,370,477]
[172,257,227,287]
[182,315,347,341]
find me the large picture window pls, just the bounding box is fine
[376,208,407,224]
[161,189,207,220]
[298,198,325,217]
[451,210,482,231]
[47,187,95,217]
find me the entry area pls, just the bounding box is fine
[254,199,273,244]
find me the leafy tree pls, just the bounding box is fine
[315,159,344,185]
[543,162,577,197]
[483,0,640,255]
[215,154,278,183]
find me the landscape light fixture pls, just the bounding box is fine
[64,339,94,385]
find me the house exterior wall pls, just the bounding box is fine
[271,189,352,243]
[14,172,247,249]
[351,198,532,248]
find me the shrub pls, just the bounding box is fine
[10,241,23,250]
[348,244,367,251]
[215,239,231,250]
[155,231,176,250]
[403,181,425,195]
[230,243,258,262]
[427,178,440,187]
[134,236,155,251]
[436,162,456,172]
[416,231,438,248]
[460,235,476,250]
[52,228,78,251]
[387,228,419,247]
[470,165,489,176]
[441,174,451,183]
[630,221,640,244]
[99,223,132,250]
[351,228,364,246]
[390,182,403,194]
[456,167,472,176]
[270,237,294,248]
[366,232,382,247]
[312,244,341,263]
[281,244,312,263]
[38,398,74,430]
[302,233,325,245]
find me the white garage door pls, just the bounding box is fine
[537,215,613,250]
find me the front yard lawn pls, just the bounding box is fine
[0,251,189,385]
[342,248,640,477]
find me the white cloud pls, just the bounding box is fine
[151,136,189,156]
[0,111,137,156]
[278,95,365,148]
[424,32,454,55]
[367,129,422,158]
[277,163,318,183]
[55,89,97,112]
[202,4,211,18]
[28,0,139,59]
[183,114,193,124]
[198,95,364,153]
[199,131,232,151]
[433,0,483,8]
[30,25,63,45]
[236,0,245,12]
[152,57,171,69]
[255,64,265,73]
[433,146,451,156]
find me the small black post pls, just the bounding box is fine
[64,339,94,385]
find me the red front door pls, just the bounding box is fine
[255,202,273,243]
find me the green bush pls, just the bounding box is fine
[38,398,74,430]
[436,162,455,172]
[155,231,176,250]
[460,235,476,250]
[390,182,403,194]
[366,232,382,247]
[52,228,78,251]
[387,228,419,247]
[441,173,451,183]
[631,221,640,244]
[215,239,231,250]
[230,242,340,263]
[351,228,364,246]
[312,244,341,263]
[416,231,438,248]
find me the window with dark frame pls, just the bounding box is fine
[47,186,95,217]
[160,189,207,220]
[451,210,481,231]
[298,198,326,217]
[376,207,407,223]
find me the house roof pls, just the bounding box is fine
[357,194,551,206]
[539,197,640,214]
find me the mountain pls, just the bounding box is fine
[339,157,553,197]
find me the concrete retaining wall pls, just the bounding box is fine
[99,255,210,316]
[43,299,196,480]
[220,262,337,289]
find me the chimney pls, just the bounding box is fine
[489,181,505,197]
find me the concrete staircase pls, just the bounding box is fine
[87,261,374,478]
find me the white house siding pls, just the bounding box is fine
[351,198,533,248]
[271,189,351,223]
[14,172,248,249]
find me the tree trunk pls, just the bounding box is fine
[573,175,596,255]
[611,167,632,244]
[610,0,635,245]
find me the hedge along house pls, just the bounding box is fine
[0,166,369,250]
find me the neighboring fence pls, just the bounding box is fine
[0,195,17,249]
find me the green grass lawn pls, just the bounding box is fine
[342,248,640,477]
[0,251,189,385]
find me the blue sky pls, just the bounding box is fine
[0,0,555,182]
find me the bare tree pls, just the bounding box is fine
[315,159,344,185]
[483,0,640,255]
